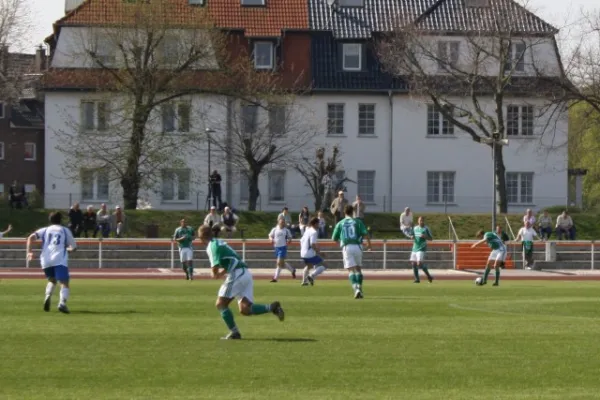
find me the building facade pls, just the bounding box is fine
[43,0,568,213]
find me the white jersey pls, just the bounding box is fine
[269,226,292,248]
[518,227,538,242]
[300,227,318,258]
[34,225,76,269]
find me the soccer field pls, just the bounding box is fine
[1,280,600,400]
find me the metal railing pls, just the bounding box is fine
[448,216,459,241]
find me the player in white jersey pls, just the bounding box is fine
[299,217,328,286]
[268,217,297,282]
[26,212,77,314]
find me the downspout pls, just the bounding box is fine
[388,90,393,212]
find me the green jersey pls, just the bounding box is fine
[412,225,433,252]
[206,239,246,272]
[173,226,194,249]
[484,232,506,250]
[332,217,368,247]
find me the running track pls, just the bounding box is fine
[2,268,600,280]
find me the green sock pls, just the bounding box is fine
[348,273,357,291]
[250,304,271,315]
[220,308,237,331]
[483,267,491,283]
[412,266,420,281]
[357,272,363,290]
[494,266,501,284]
[182,265,189,279]
[422,265,432,279]
[187,266,194,278]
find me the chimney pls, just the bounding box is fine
[35,45,47,72]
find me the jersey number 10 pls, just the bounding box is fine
[343,225,356,239]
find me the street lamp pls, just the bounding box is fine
[205,128,215,210]
[480,132,509,231]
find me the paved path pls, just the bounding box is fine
[1,268,600,280]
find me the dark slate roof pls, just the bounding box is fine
[309,0,556,39]
[10,99,44,128]
[311,32,407,91]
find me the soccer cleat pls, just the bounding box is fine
[291,269,297,279]
[221,331,242,340]
[428,276,434,283]
[58,304,70,314]
[271,301,285,321]
[301,282,309,286]
[413,280,420,284]
[492,282,499,286]
[354,291,363,299]
[270,279,278,283]
[43,297,51,312]
[307,276,314,286]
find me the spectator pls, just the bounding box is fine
[516,221,540,269]
[330,191,348,224]
[495,225,510,244]
[555,210,574,240]
[9,181,28,209]
[538,210,553,240]
[317,211,327,239]
[352,195,366,221]
[82,205,97,238]
[204,206,222,230]
[400,207,413,238]
[277,207,293,232]
[68,202,83,237]
[96,203,111,238]
[523,208,536,228]
[298,206,310,236]
[220,206,239,238]
[209,170,223,211]
[112,206,126,238]
[0,224,12,238]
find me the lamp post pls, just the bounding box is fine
[205,128,215,209]
[480,132,509,231]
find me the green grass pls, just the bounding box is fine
[1,207,599,239]
[2,280,600,399]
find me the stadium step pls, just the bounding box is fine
[456,243,514,270]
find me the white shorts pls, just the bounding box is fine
[488,249,507,262]
[342,245,363,269]
[179,248,193,262]
[410,251,425,262]
[218,268,254,303]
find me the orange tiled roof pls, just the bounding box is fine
[56,0,309,37]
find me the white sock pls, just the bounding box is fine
[311,265,327,278]
[284,263,295,272]
[45,282,56,299]
[59,288,70,306]
[274,267,281,280]
[302,267,309,282]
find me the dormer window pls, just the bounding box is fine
[241,0,265,6]
[339,0,364,6]
[342,43,362,71]
[188,0,204,4]
[254,41,274,70]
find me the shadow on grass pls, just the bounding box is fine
[73,310,146,315]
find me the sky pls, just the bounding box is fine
[21,0,600,54]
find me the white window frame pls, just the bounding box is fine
[327,103,345,135]
[0,142,4,159]
[342,43,362,71]
[161,102,191,133]
[506,172,534,205]
[507,105,534,136]
[162,169,192,202]
[427,171,456,204]
[437,41,460,70]
[254,42,274,70]
[93,36,116,67]
[24,142,36,161]
[81,169,110,201]
[426,104,454,136]
[81,100,109,133]
[357,170,375,203]
[268,170,286,203]
[241,0,265,5]
[505,42,526,73]
[239,171,249,204]
[358,103,376,135]
[0,102,4,119]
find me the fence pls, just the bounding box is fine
[0,238,597,270]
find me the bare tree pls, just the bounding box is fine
[52,0,290,209]
[294,145,354,211]
[379,4,565,213]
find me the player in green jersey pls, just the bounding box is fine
[471,229,506,286]
[332,205,372,299]
[173,218,195,280]
[409,216,434,283]
[198,225,285,340]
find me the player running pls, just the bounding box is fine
[471,229,506,286]
[26,212,77,314]
[198,225,284,340]
[332,204,371,299]
[410,216,434,283]
[268,217,296,282]
[173,218,195,280]
[300,217,328,286]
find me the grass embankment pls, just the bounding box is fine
[0,206,597,239]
